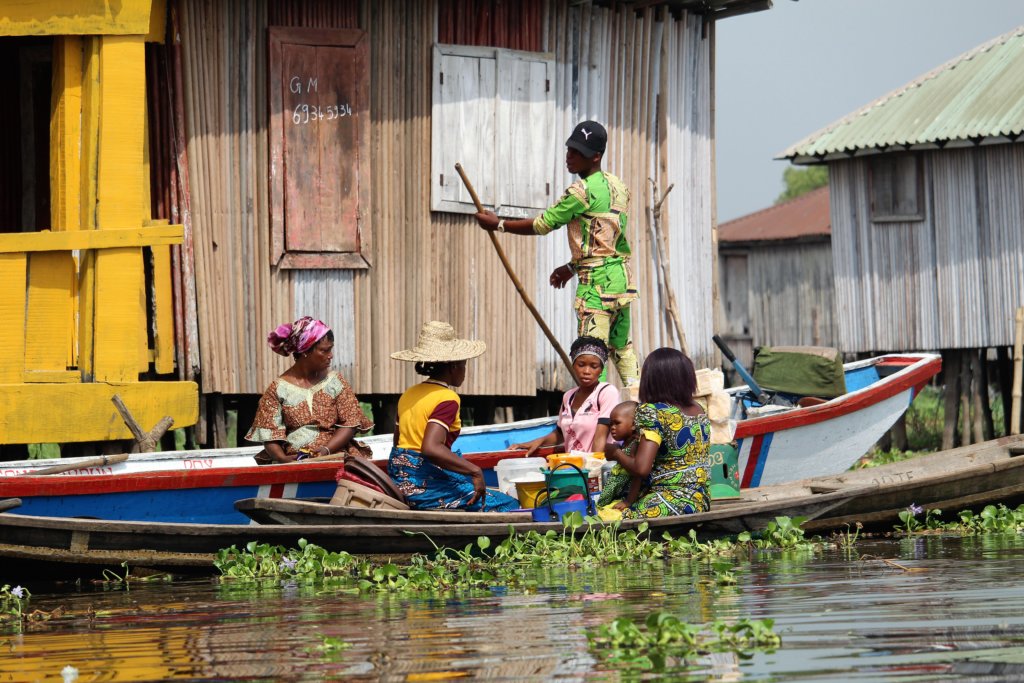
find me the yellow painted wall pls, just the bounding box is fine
[0,255,27,384]
[92,35,149,382]
[0,0,152,36]
[0,0,199,444]
[0,381,198,443]
[50,37,82,232]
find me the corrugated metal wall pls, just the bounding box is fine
[540,4,715,385]
[177,0,715,397]
[829,143,1024,352]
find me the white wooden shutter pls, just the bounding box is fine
[496,51,554,216]
[431,44,554,216]
[432,45,497,213]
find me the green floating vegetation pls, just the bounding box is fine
[306,634,352,661]
[896,503,1024,536]
[214,515,820,589]
[0,584,30,622]
[588,611,781,671]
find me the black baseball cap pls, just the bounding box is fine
[566,120,607,157]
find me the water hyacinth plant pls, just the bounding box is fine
[954,504,1024,533]
[214,517,822,592]
[897,504,925,534]
[1,584,30,624]
[587,611,781,671]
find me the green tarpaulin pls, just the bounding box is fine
[752,346,847,399]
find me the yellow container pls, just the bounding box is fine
[515,479,547,508]
[546,453,585,470]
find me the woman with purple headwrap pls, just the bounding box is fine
[510,336,620,456]
[246,317,373,464]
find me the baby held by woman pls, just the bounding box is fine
[597,400,642,513]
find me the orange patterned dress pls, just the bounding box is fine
[246,371,373,458]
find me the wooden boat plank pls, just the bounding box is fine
[0,542,215,568]
[235,498,534,525]
[230,485,877,536]
[0,484,871,562]
[0,498,21,513]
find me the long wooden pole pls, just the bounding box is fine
[648,178,688,354]
[454,163,574,376]
[1011,306,1023,436]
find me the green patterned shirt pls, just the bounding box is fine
[533,171,631,265]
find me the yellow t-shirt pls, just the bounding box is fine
[396,381,462,451]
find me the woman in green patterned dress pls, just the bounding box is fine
[604,347,711,518]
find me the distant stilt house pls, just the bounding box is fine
[717,186,834,372]
[780,25,1024,445]
[0,0,771,456]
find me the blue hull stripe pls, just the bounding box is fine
[748,432,773,488]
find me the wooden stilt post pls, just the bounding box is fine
[997,346,1013,435]
[970,349,985,444]
[210,393,227,448]
[941,350,961,451]
[891,414,908,452]
[978,349,994,440]
[960,350,972,447]
[1012,307,1023,436]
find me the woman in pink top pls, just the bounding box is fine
[511,336,621,456]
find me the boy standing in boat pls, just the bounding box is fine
[474,120,640,389]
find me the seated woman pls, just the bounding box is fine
[511,336,620,456]
[388,321,519,512]
[605,347,711,518]
[247,317,373,464]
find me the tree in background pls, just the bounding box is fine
[776,165,828,203]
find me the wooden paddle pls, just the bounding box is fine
[22,453,130,476]
[454,163,574,376]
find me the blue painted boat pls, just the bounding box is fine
[0,417,559,524]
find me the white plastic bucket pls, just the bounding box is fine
[495,457,547,496]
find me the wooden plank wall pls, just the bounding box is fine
[829,143,1024,352]
[178,0,715,398]
[180,0,292,395]
[746,241,837,349]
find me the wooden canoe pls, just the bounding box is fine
[0,484,873,573]
[234,499,536,526]
[740,434,1024,531]
[236,434,1024,533]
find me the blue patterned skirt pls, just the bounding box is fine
[387,447,519,512]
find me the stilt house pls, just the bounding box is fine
[717,186,835,370]
[0,0,770,453]
[780,25,1024,443]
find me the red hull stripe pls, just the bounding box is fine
[0,447,559,498]
[740,436,764,489]
[269,483,285,499]
[734,356,941,439]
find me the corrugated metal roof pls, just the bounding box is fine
[719,185,829,243]
[780,25,1024,162]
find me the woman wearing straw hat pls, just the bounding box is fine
[246,317,373,464]
[388,321,519,511]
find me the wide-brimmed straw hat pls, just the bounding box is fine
[390,321,486,363]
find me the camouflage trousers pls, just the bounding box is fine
[574,257,640,386]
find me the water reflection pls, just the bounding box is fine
[1,534,1023,680]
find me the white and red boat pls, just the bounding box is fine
[731,353,941,487]
[0,353,941,523]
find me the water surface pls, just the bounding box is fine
[3,533,1024,681]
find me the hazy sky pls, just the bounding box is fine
[715,0,1023,222]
